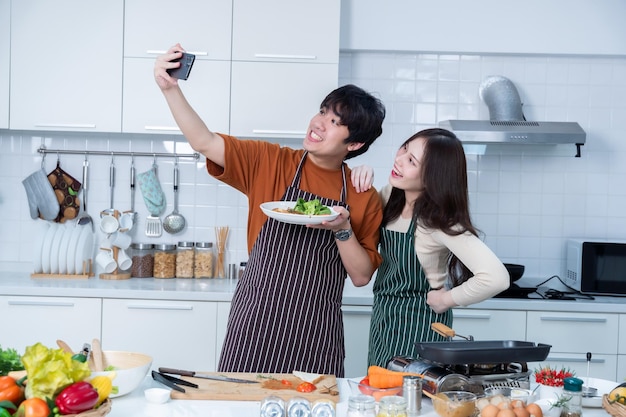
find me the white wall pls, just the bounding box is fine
[2,51,626,284]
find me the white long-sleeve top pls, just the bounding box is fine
[380,184,510,306]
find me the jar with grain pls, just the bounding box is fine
[153,243,176,279]
[176,241,195,278]
[194,242,214,278]
[129,243,154,278]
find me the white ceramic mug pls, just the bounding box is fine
[119,212,135,232]
[111,230,132,250]
[96,249,117,273]
[117,248,132,271]
[100,214,119,234]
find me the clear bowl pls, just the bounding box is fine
[483,387,537,406]
[431,391,477,417]
[347,378,403,402]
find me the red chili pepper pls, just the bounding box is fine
[54,381,99,414]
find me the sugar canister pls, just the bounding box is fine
[347,394,376,417]
[194,242,214,278]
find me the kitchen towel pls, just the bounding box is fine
[137,164,166,216]
[22,168,60,221]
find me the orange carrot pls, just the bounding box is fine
[367,365,424,389]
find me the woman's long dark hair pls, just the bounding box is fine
[383,128,479,286]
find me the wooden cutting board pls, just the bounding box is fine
[169,372,340,403]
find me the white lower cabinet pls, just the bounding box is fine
[0,295,102,353]
[102,299,217,372]
[527,311,619,381]
[452,309,526,341]
[215,302,231,367]
[342,305,372,378]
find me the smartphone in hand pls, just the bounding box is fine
[167,52,196,80]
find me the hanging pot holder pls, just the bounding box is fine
[47,161,82,223]
[137,164,166,216]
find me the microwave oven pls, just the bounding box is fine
[565,238,626,296]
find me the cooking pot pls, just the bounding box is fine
[504,263,525,283]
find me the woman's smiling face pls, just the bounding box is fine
[389,137,426,196]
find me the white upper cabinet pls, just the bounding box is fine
[10,0,123,132]
[229,0,340,138]
[124,0,232,61]
[341,0,626,56]
[0,0,9,129]
[232,0,340,64]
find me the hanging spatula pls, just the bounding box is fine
[431,322,474,341]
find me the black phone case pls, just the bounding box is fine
[167,52,196,80]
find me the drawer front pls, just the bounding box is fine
[452,309,526,341]
[527,311,618,354]
[538,352,617,381]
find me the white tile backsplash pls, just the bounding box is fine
[3,51,626,283]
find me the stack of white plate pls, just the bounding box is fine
[32,220,94,275]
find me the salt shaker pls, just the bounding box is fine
[403,375,422,416]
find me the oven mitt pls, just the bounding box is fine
[47,161,82,223]
[137,164,166,216]
[22,168,60,221]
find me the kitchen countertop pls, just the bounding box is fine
[2,271,626,313]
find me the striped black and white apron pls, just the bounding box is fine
[368,218,452,367]
[218,152,349,376]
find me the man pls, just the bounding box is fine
[154,44,385,377]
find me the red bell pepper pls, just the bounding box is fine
[54,381,98,415]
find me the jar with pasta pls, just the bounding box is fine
[153,243,176,278]
[194,242,214,278]
[176,241,195,278]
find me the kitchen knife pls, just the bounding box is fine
[158,367,259,384]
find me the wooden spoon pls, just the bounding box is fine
[91,338,104,372]
[56,339,73,354]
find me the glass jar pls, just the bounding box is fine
[194,242,214,278]
[129,243,154,278]
[153,243,176,278]
[560,377,583,417]
[377,396,407,417]
[238,261,247,279]
[347,395,376,417]
[311,399,335,417]
[175,241,195,278]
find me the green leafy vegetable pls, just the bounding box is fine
[293,198,332,215]
[0,345,24,376]
[21,342,90,400]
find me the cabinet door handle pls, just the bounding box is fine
[146,50,208,56]
[540,316,607,323]
[252,129,307,136]
[547,357,606,364]
[8,300,74,307]
[254,54,317,60]
[342,307,372,316]
[35,123,96,129]
[126,303,193,311]
[453,313,492,320]
[144,126,181,132]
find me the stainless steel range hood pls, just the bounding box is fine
[439,76,586,157]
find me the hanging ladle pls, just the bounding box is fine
[77,155,94,231]
[163,159,186,234]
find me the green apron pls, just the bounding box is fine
[368,218,452,367]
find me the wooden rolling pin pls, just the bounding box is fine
[431,322,474,341]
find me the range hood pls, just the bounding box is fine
[439,76,586,157]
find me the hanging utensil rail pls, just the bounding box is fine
[37,146,200,160]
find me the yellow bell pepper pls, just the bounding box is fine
[89,373,117,406]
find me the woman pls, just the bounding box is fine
[354,128,509,367]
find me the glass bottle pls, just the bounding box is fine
[238,261,247,279]
[260,395,285,417]
[311,399,335,417]
[287,396,311,417]
[175,241,194,278]
[377,396,408,417]
[347,394,376,417]
[560,377,583,417]
[129,243,154,278]
[153,243,176,278]
[194,242,215,278]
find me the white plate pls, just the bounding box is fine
[582,377,619,407]
[50,224,67,274]
[32,220,51,273]
[58,223,75,274]
[75,226,94,275]
[65,224,83,274]
[260,201,339,225]
[41,223,59,274]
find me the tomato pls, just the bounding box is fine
[13,397,50,417]
[358,377,374,395]
[296,382,316,393]
[280,379,292,386]
[0,376,24,413]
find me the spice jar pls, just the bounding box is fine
[238,261,247,279]
[175,241,195,278]
[377,396,407,417]
[347,394,376,417]
[194,242,214,278]
[153,243,176,278]
[129,243,154,278]
[560,377,584,417]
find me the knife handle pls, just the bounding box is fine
[159,367,195,377]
